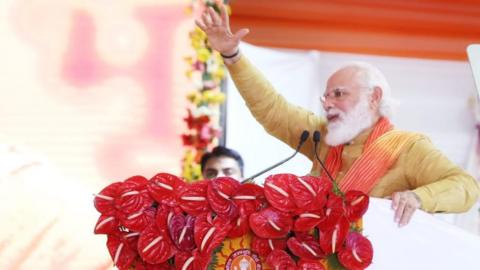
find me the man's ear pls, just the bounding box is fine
[371,86,383,108]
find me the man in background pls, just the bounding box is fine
[201,146,244,181]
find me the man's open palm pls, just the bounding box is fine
[195,5,249,55]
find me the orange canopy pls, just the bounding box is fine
[230,0,480,60]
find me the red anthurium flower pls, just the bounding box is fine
[266,250,296,270]
[228,183,267,238]
[175,251,193,270]
[155,204,182,230]
[122,230,141,252]
[168,213,196,252]
[194,213,233,256]
[290,175,330,212]
[207,177,240,220]
[138,224,177,264]
[227,207,250,238]
[175,251,195,270]
[148,173,186,207]
[264,174,298,212]
[130,258,174,270]
[94,214,118,235]
[177,180,211,216]
[117,176,154,216]
[344,190,369,222]
[94,181,123,215]
[251,235,287,257]
[318,176,334,193]
[175,250,210,270]
[338,232,373,270]
[232,183,266,215]
[297,259,326,270]
[317,193,345,231]
[287,234,325,261]
[293,210,324,232]
[326,192,345,207]
[120,206,156,233]
[249,207,293,239]
[319,215,350,255]
[107,233,137,270]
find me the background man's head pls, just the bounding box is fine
[322,62,394,146]
[200,146,244,181]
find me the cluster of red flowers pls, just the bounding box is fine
[93,173,373,270]
[181,109,217,150]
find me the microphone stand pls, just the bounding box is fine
[312,130,342,195]
[242,131,310,184]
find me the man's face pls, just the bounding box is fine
[202,156,243,181]
[322,67,367,119]
[322,67,379,146]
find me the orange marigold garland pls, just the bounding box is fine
[181,0,228,182]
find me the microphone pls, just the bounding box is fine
[242,130,310,184]
[313,131,339,189]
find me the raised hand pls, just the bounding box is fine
[195,5,249,57]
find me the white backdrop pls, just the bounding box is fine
[225,42,477,182]
[363,198,480,269]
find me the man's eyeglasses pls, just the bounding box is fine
[320,87,350,103]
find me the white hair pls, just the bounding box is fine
[336,61,396,118]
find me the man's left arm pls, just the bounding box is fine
[404,137,480,213]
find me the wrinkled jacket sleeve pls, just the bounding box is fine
[406,138,480,213]
[226,56,325,160]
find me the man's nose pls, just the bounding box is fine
[322,98,334,111]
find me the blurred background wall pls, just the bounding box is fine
[0,0,193,268]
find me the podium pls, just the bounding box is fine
[363,198,480,270]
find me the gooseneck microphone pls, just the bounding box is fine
[242,130,310,184]
[312,131,337,186]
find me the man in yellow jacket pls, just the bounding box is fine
[195,5,479,227]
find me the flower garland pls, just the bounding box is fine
[181,0,228,182]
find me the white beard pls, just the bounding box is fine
[325,96,375,146]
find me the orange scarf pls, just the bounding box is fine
[321,117,419,194]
